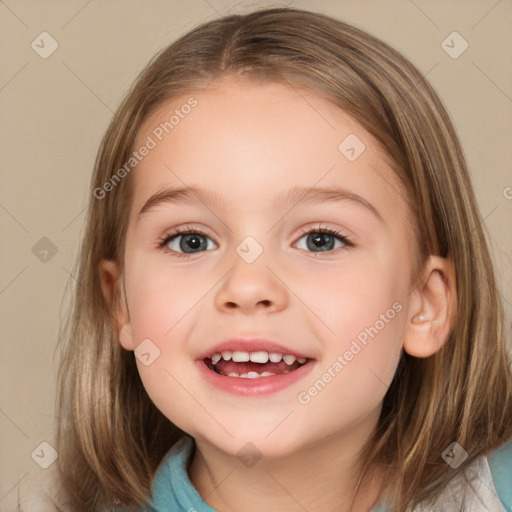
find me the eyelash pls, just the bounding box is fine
[157,224,354,258]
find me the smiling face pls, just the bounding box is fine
[102,77,421,459]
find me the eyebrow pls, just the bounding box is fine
[137,185,383,223]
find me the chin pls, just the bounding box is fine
[193,425,309,461]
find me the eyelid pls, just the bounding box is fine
[295,223,351,240]
[160,224,214,242]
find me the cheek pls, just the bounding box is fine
[123,256,210,431]
[297,250,408,399]
[299,249,408,341]
[297,292,405,429]
[126,253,207,340]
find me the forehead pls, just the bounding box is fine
[129,78,410,224]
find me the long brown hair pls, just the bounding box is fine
[52,7,512,511]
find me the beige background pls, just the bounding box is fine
[1,0,511,509]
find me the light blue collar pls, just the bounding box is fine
[116,435,512,511]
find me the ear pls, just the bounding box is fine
[98,259,135,351]
[403,255,457,358]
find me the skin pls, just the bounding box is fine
[100,77,456,511]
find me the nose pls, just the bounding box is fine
[214,257,288,314]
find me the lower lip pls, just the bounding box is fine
[196,359,316,396]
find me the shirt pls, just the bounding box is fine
[123,435,512,512]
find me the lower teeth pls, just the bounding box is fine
[227,371,277,378]
[208,359,307,378]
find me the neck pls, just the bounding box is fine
[188,409,386,512]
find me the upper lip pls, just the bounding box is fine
[197,337,314,360]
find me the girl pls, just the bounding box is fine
[34,6,512,512]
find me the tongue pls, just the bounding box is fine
[213,359,293,375]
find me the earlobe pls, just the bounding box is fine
[99,259,134,350]
[403,256,457,358]
[118,322,135,351]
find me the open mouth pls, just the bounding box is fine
[203,350,310,379]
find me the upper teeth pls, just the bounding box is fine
[211,351,307,365]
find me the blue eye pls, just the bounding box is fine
[158,224,353,258]
[158,227,217,257]
[295,227,351,253]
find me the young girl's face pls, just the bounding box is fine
[111,77,418,459]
